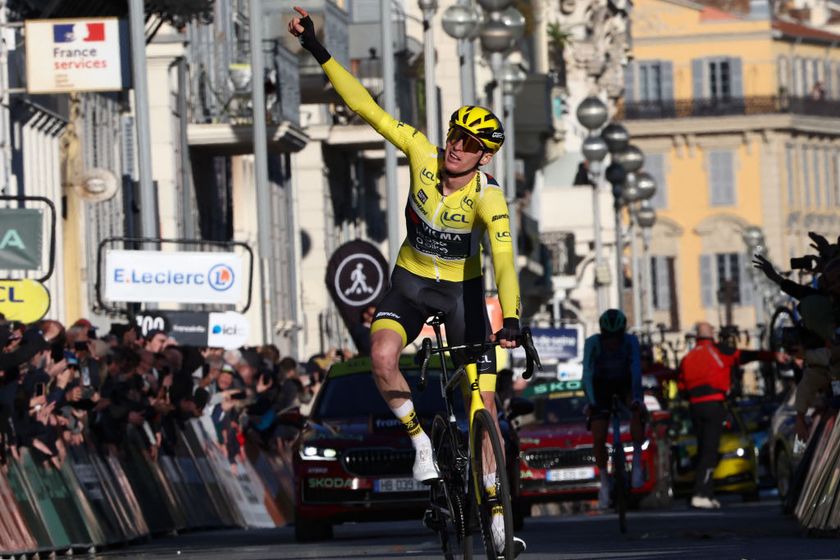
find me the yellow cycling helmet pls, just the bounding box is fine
[447,105,505,153]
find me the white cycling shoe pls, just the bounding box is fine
[412,445,440,483]
[690,495,721,509]
[490,512,526,558]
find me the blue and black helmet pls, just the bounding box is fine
[599,309,627,334]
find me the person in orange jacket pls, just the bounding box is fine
[677,321,779,509]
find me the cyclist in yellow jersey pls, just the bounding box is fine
[289,10,523,554]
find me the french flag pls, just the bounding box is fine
[53,22,105,43]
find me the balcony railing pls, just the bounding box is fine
[618,96,840,120]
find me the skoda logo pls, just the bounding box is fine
[208,264,235,291]
[335,254,384,306]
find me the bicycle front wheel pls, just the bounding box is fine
[430,415,472,560]
[471,409,514,560]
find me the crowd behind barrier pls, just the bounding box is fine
[752,232,840,535]
[0,316,350,556]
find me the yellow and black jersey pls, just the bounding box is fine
[321,57,520,320]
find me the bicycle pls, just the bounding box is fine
[416,312,542,560]
[609,393,631,535]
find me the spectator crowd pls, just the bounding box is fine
[0,317,346,471]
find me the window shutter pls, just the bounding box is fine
[730,57,744,98]
[661,60,674,115]
[646,153,667,209]
[692,58,705,99]
[803,146,811,207]
[738,253,752,306]
[814,148,823,207]
[655,255,671,309]
[624,62,635,105]
[709,150,735,206]
[700,254,714,308]
[785,144,795,207]
[825,148,833,206]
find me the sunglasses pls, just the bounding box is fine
[446,128,484,154]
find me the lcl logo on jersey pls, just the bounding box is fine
[419,167,436,186]
[442,211,469,226]
[495,231,511,242]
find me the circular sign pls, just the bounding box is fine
[0,279,50,323]
[207,263,235,291]
[334,253,385,307]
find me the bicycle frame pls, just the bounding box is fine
[427,317,492,505]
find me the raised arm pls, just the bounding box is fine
[288,7,429,155]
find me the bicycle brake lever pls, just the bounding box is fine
[520,328,542,380]
[418,337,433,392]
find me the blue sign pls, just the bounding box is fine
[528,326,582,361]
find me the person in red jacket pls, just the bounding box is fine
[677,322,779,509]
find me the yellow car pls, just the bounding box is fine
[669,401,759,501]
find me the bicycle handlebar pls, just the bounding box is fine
[416,327,543,392]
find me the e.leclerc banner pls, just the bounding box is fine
[25,18,127,94]
[104,250,243,305]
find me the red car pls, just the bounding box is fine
[287,355,525,541]
[516,379,673,512]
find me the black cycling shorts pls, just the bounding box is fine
[589,377,633,421]
[370,266,496,377]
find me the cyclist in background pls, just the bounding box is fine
[289,7,524,556]
[583,309,646,509]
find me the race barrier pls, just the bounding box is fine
[0,420,298,556]
[793,409,840,534]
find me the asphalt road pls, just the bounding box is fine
[98,496,840,560]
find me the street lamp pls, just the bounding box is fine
[742,225,766,336]
[502,60,527,261]
[477,4,523,201]
[577,96,610,314]
[418,0,440,145]
[441,2,482,104]
[603,123,630,313]
[636,200,657,328]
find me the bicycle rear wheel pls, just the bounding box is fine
[430,415,472,559]
[613,442,628,534]
[471,409,514,559]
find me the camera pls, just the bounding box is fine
[74,341,88,352]
[790,255,820,272]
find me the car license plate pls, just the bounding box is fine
[546,467,595,482]
[374,477,426,493]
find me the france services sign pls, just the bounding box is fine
[0,209,43,271]
[25,18,127,94]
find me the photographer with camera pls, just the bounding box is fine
[753,233,840,440]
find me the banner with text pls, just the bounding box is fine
[25,18,127,93]
[105,250,244,304]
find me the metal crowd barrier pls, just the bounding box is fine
[793,410,840,534]
[0,420,296,556]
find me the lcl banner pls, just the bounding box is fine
[325,240,390,353]
[104,250,244,304]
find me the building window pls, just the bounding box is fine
[700,252,752,308]
[650,255,674,310]
[708,150,736,206]
[709,59,732,100]
[646,153,667,209]
[639,62,662,102]
[835,150,840,206]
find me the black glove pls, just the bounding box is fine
[495,318,521,345]
[298,16,331,64]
